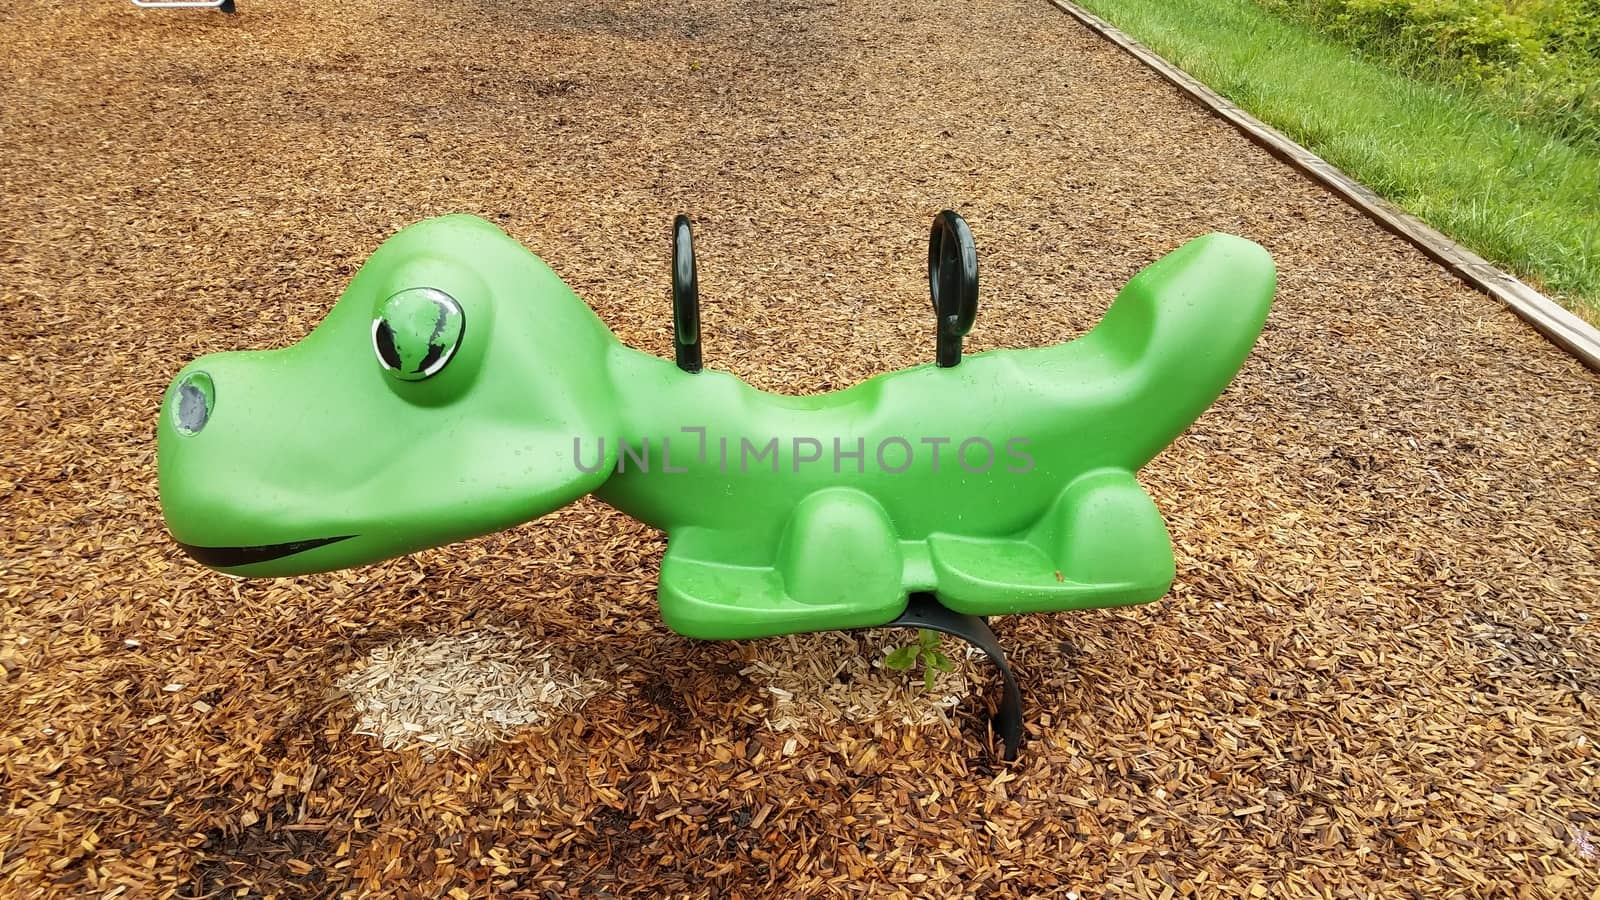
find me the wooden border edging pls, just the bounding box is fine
[1047,0,1600,373]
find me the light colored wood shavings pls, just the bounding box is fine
[335,627,606,758]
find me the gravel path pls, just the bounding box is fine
[3,0,1598,895]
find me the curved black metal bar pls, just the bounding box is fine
[888,592,1022,760]
[672,215,703,373]
[927,210,979,368]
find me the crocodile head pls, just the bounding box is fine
[156,215,623,576]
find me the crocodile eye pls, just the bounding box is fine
[173,371,214,435]
[372,288,465,381]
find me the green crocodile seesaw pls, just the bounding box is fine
[157,212,1274,758]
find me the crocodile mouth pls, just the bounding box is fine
[176,535,356,569]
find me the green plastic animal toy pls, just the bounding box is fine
[158,211,1276,635]
[158,212,1273,755]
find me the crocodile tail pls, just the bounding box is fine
[1075,232,1275,470]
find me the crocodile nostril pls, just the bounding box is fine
[174,371,214,435]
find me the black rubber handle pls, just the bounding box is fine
[928,210,978,367]
[672,215,702,374]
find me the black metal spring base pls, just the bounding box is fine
[880,592,1023,760]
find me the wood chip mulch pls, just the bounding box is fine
[2,0,1598,895]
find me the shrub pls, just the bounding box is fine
[1256,0,1600,145]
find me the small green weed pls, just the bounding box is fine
[884,629,955,692]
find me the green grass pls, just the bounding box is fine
[1071,0,1600,322]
